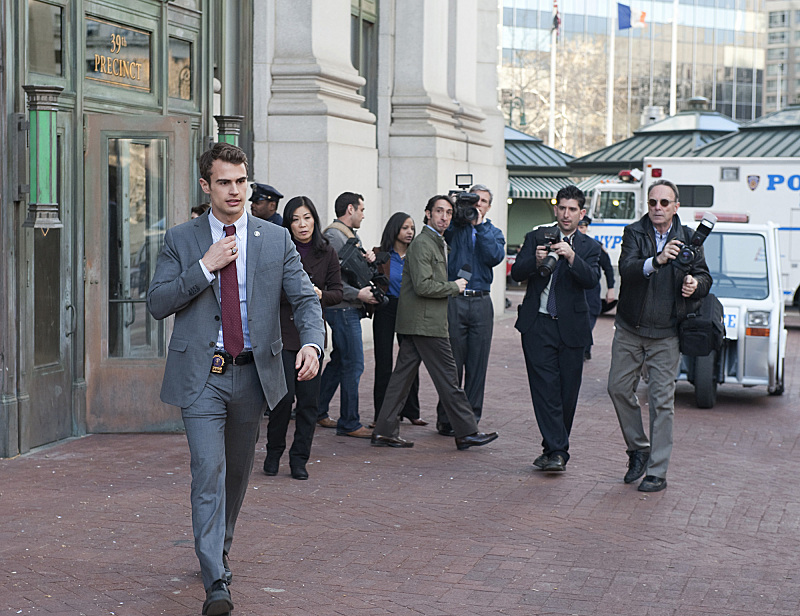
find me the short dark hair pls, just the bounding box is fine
[423,194,454,225]
[334,192,364,218]
[198,143,248,183]
[555,185,585,209]
[647,179,680,202]
[380,212,415,253]
[191,203,210,217]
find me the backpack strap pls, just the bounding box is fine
[325,220,356,240]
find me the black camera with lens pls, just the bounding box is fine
[449,173,480,227]
[675,212,716,268]
[536,229,562,277]
[337,238,390,310]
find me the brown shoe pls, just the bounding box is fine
[316,417,337,428]
[340,426,372,438]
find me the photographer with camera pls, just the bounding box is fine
[316,192,378,439]
[511,185,600,473]
[434,182,505,436]
[607,180,711,493]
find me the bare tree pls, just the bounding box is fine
[500,38,629,157]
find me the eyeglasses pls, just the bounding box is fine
[647,198,676,208]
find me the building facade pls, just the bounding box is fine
[764,0,800,111]
[501,0,766,156]
[0,0,507,458]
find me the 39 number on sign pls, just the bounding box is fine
[110,33,127,53]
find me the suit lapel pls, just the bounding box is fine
[246,214,264,306]
[192,214,218,302]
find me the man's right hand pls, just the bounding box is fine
[455,278,468,293]
[357,286,379,304]
[201,235,238,273]
[655,239,682,267]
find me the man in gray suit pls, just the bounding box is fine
[147,143,324,616]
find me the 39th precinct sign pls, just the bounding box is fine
[85,17,151,91]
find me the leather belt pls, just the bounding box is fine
[462,290,490,297]
[214,350,254,366]
[538,312,558,320]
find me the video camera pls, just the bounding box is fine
[336,237,390,309]
[675,212,716,267]
[449,173,480,227]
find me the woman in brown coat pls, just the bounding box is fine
[264,196,342,480]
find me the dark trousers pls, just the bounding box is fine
[373,296,420,422]
[374,335,478,439]
[521,315,585,462]
[266,350,320,469]
[437,294,493,425]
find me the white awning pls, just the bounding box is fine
[575,174,619,195]
[509,176,571,199]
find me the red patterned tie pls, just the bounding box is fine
[220,225,244,358]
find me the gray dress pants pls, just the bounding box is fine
[182,362,266,590]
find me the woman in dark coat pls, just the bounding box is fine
[371,212,424,425]
[264,196,342,480]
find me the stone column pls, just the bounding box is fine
[253,0,379,240]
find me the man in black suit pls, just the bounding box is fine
[510,185,600,473]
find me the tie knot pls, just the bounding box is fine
[224,225,235,237]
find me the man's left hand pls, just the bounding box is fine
[364,249,376,264]
[295,346,320,381]
[681,274,698,298]
[552,240,576,265]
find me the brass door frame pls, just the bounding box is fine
[83,113,191,432]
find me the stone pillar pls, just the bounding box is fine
[253,0,380,242]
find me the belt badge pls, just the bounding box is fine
[211,354,226,374]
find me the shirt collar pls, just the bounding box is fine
[652,223,673,237]
[209,210,248,237]
[425,224,443,237]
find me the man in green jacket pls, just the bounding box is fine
[371,195,499,450]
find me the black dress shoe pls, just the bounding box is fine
[290,466,309,480]
[263,454,279,476]
[222,554,232,585]
[542,453,566,472]
[624,450,649,484]
[532,453,549,469]
[371,434,414,448]
[455,432,498,450]
[436,423,455,437]
[202,580,233,616]
[638,475,667,492]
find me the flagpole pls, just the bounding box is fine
[669,0,678,115]
[606,0,616,146]
[548,2,557,148]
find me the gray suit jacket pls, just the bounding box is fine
[147,211,324,410]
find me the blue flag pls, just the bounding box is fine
[618,2,646,29]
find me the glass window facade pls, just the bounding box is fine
[500,0,764,155]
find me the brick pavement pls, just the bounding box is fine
[3,297,800,615]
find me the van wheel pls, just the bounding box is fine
[694,351,717,409]
[769,359,785,396]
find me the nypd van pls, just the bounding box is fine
[588,156,800,308]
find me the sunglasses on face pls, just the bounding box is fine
[648,198,676,208]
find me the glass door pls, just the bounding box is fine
[22,127,74,452]
[84,114,191,431]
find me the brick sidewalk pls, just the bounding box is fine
[3,306,800,615]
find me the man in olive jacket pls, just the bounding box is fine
[371,195,499,450]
